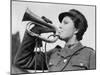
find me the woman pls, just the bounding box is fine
[13,9,96,73]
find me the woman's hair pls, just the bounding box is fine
[59,9,88,41]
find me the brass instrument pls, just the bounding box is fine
[22,8,58,43]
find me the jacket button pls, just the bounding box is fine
[63,59,67,63]
[80,63,84,66]
[49,62,53,66]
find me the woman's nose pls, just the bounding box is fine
[59,26,62,29]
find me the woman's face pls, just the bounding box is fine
[58,16,77,41]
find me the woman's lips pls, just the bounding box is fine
[59,31,63,34]
[56,31,63,36]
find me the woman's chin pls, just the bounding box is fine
[59,36,66,40]
[59,36,69,42]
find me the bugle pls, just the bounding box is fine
[22,8,58,43]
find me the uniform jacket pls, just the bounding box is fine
[13,31,96,73]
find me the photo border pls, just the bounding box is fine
[10,0,96,74]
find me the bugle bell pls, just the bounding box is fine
[22,8,58,43]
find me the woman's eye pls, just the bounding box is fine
[63,21,68,24]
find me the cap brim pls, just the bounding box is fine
[58,12,74,23]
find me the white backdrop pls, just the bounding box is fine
[0,0,99,75]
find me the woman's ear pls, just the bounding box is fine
[74,29,78,34]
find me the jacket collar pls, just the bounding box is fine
[58,42,83,58]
